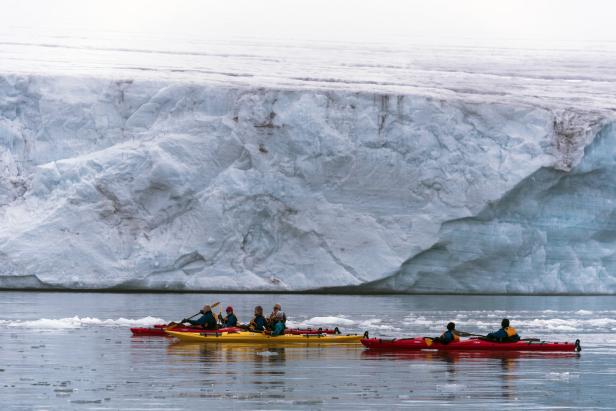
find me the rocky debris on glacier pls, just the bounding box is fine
[0,72,614,293]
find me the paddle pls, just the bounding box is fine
[456,331,540,343]
[457,331,488,338]
[166,301,220,331]
[423,330,486,345]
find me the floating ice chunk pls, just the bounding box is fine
[575,310,593,315]
[256,351,278,356]
[292,316,356,327]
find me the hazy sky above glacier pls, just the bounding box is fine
[2,0,615,46]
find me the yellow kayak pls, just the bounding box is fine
[165,330,364,344]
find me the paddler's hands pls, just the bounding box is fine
[181,319,188,323]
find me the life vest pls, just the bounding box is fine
[504,327,517,337]
[250,315,266,331]
[202,311,218,329]
[224,313,238,327]
[271,321,285,336]
[440,330,460,342]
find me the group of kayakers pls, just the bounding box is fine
[435,318,520,344]
[177,303,521,343]
[179,303,288,336]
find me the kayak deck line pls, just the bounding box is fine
[131,325,342,337]
[361,337,582,352]
[165,330,364,344]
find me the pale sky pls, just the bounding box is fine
[2,0,615,46]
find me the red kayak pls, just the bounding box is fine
[361,337,581,352]
[131,325,341,336]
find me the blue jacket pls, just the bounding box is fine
[271,321,285,336]
[222,313,238,327]
[439,330,458,344]
[251,314,266,331]
[188,311,217,329]
[487,327,520,342]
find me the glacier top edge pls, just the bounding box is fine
[1,32,616,113]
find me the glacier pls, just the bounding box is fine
[1,36,616,293]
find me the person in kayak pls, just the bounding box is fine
[182,305,218,330]
[270,311,286,336]
[434,322,461,344]
[268,304,286,329]
[248,305,267,331]
[219,306,238,327]
[487,318,520,342]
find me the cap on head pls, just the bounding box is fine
[202,305,211,312]
[226,306,233,313]
[447,322,455,331]
[501,318,510,328]
[273,304,282,310]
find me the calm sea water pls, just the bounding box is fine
[0,292,614,410]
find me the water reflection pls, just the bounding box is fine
[167,342,362,362]
[361,350,581,402]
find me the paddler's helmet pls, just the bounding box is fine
[226,306,233,313]
[501,318,510,328]
[447,322,455,331]
[273,304,282,311]
[202,305,211,313]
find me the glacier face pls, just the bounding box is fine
[363,123,616,293]
[0,73,614,292]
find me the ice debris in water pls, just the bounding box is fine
[1,316,165,329]
[256,351,278,357]
[290,317,356,327]
[576,310,593,315]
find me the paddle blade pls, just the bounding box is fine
[424,338,433,347]
[211,301,221,308]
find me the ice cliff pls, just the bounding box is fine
[0,73,615,293]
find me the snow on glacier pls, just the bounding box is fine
[0,35,616,293]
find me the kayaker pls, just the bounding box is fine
[487,318,520,342]
[268,304,286,329]
[434,322,460,344]
[270,311,286,337]
[249,305,267,331]
[219,306,238,327]
[182,305,218,330]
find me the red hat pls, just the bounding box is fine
[226,306,233,312]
